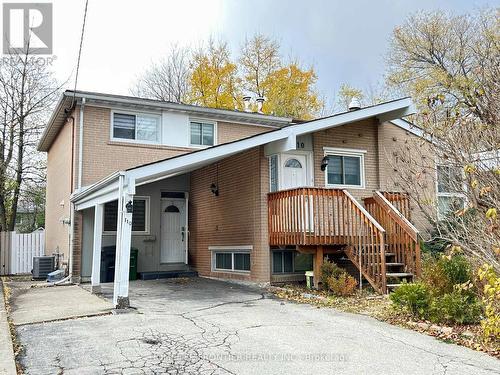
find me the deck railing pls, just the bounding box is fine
[364,191,421,277]
[268,188,387,292]
[381,191,411,220]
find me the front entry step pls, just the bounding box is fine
[139,270,198,280]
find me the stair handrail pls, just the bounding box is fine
[374,191,418,240]
[373,190,421,278]
[342,190,385,233]
[343,189,387,293]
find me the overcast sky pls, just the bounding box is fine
[45,0,497,102]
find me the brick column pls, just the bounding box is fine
[71,209,83,283]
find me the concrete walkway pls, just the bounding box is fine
[8,282,113,325]
[0,281,17,375]
[12,278,500,374]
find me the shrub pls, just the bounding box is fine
[390,282,431,317]
[422,253,473,295]
[440,254,472,286]
[430,289,482,325]
[320,259,342,288]
[327,272,358,296]
[478,264,500,342]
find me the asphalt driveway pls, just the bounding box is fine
[14,278,500,374]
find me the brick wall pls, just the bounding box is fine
[45,110,76,265]
[71,210,83,281]
[312,119,434,231]
[217,122,270,144]
[377,122,435,232]
[189,146,270,282]
[81,106,271,186]
[46,104,272,277]
[312,118,380,200]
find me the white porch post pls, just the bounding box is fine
[90,204,103,293]
[112,175,135,308]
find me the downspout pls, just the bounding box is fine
[78,98,85,190]
[68,115,75,281]
[53,111,76,285]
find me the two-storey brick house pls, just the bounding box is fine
[39,90,436,307]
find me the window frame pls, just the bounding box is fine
[272,250,313,274]
[209,245,252,274]
[435,164,466,220]
[269,154,279,192]
[323,147,366,189]
[102,196,151,235]
[110,110,162,145]
[189,118,217,148]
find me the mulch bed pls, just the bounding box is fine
[269,284,499,358]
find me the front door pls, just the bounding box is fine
[281,153,313,231]
[281,154,308,190]
[161,198,187,263]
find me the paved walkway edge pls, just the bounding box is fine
[0,280,17,375]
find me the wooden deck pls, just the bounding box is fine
[268,188,420,293]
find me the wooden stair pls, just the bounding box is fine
[385,251,413,289]
[345,192,420,293]
[267,187,420,294]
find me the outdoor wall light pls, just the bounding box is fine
[126,200,133,213]
[210,183,219,196]
[320,156,329,171]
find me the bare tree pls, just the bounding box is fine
[0,47,60,231]
[384,8,499,271]
[389,102,499,272]
[131,45,191,103]
[387,9,499,125]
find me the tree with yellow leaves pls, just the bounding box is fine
[188,40,241,110]
[240,34,322,119]
[262,63,322,119]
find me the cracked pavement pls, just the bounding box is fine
[14,278,500,374]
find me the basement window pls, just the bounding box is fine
[272,250,313,274]
[112,112,160,143]
[103,196,150,234]
[210,246,251,273]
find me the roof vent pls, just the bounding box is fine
[348,97,361,111]
[256,97,264,114]
[243,96,251,112]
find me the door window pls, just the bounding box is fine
[284,158,302,168]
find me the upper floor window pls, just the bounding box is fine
[190,121,214,146]
[112,112,160,143]
[324,148,365,189]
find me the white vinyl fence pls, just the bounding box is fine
[0,230,45,275]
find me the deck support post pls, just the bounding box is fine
[313,245,324,289]
[90,203,103,294]
[113,175,135,309]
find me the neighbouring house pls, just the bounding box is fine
[38,90,438,307]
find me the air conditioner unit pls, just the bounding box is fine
[32,256,55,279]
